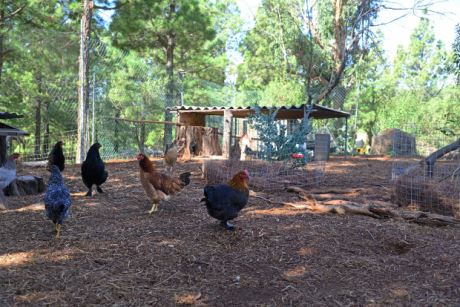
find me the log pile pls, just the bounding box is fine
[176,126,220,159]
[4,176,45,196]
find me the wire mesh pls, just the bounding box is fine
[390,126,460,217]
[202,126,329,192]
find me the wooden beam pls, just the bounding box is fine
[113,118,185,126]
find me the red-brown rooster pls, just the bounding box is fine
[201,170,250,230]
[136,153,191,214]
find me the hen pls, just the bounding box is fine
[47,141,65,172]
[0,153,20,209]
[137,153,191,214]
[81,142,108,196]
[164,141,179,173]
[201,170,249,230]
[44,165,72,238]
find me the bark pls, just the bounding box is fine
[163,2,176,150]
[424,138,460,177]
[0,136,6,165]
[34,80,42,157]
[76,0,93,163]
[42,101,50,155]
[176,126,221,159]
[0,2,4,82]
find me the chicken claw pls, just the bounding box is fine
[221,221,235,230]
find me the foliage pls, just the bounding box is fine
[248,105,313,161]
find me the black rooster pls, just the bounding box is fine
[201,170,249,230]
[47,141,65,172]
[81,143,108,196]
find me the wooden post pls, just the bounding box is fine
[223,109,233,158]
[76,0,93,163]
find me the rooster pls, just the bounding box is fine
[44,165,72,238]
[201,170,249,230]
[0,153,20,209]
[137,153,191,214]
[47,141,65,172]
[81,142,108,196]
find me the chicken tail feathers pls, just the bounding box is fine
[179,172,191,186]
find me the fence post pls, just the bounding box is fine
[223,109,233,158]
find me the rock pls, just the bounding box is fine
[4,176,45,196]
[370,129,416,156]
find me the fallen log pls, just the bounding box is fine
[286,186,460,227]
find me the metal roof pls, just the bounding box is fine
[167,103,349,119]
[0,112,24,120]
[0,122,28,136]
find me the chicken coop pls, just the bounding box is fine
[168,104,350,191]
[0,112,28,165]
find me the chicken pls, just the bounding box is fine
[137,153,191,214]
[163,141,179,173]
[201,170,249,230]
[47,141,65,172]
[189,139,198,156]
[164,138,186,172]
[44,165,72,238]
[81,142,108,196]
[0,153,20,209]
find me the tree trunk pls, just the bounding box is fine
[0,2,4,83]
[0,136,6,165]
[176,126,221,159]
[42,101,50,155]
[34,92,41,158]
[164,32,176,150]
[425,138,460,177]
[114,110,120,153]
[76,0,93,163]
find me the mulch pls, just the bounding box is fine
[1,156,459,306]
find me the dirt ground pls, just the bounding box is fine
[1,156,459,306]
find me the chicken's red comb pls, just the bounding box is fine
[243,169,249,176]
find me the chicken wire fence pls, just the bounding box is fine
[6,30,346,168]
[390,125,460,218]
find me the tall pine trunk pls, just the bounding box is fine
[76,0,93,163]
[34,96,41,158]
[42,101,50,155]
[164,32,175,150]
[0,2,4,83]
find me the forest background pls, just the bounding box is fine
[1,0,459,159]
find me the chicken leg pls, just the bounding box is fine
[96,186,104,193]
[149,201,159,214]
[55,223,62,238]
[85,187,93,197]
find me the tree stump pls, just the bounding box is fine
[4,176,46,196]
[176,126,221,159]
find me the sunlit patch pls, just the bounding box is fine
[297,247,316,256]
[390,287,409,298]
[284,266,308,278]
[175,292,202,305]
[247,206,308,216]
[5,203,44,213]
[0,252,34,267]
[71,192,89,197]
[157,239,182,247]
[15,290,64,303]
